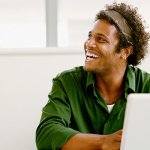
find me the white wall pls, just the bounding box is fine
[58,0,150,47]
[0,48,84,150]
[0,47,150,150]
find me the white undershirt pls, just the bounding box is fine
[107,104,115,113]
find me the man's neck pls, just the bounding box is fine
[95,66,127,104]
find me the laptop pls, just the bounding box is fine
[120,93,150,150]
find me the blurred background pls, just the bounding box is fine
[0,0,149,150]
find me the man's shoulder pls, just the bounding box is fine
[130,65,150,78]
[54,66,87,80]
[128,66,150,92]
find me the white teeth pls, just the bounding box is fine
[86,52,99,58]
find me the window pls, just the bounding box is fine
[0,0,45,48]
[0,0,149,49]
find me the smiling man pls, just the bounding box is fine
[36,3,150,150]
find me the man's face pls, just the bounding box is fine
[84,19,122,74]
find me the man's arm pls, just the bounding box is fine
[36,77,122,150]
[61,130,122,150]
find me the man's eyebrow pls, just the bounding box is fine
[88,31,108,38]
[88,31,92,35]
[88,31,110,41]
[96,33,107,37]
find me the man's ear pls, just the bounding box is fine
[120,46,133,60]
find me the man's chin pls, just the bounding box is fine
[83,65,94,72]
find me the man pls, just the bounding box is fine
[36,2,150,150]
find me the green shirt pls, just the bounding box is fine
[36,65,150,150]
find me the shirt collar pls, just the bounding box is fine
[85,65,136,98]
[86,72,95,90]
[124,65,136,98]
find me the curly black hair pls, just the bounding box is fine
[95,2,150,66]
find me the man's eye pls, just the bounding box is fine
[97,37,106,42]
[88,34,92,40]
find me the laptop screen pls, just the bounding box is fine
[120,93,150,150]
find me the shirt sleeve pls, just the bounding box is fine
[36,78,79,150]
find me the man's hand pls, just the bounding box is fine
[101,130,123,150]
[61,129,123,150]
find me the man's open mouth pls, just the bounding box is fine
[86,52,99,61]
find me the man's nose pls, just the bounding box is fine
[86,37,96,48]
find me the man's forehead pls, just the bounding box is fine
[90,19,119,37]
